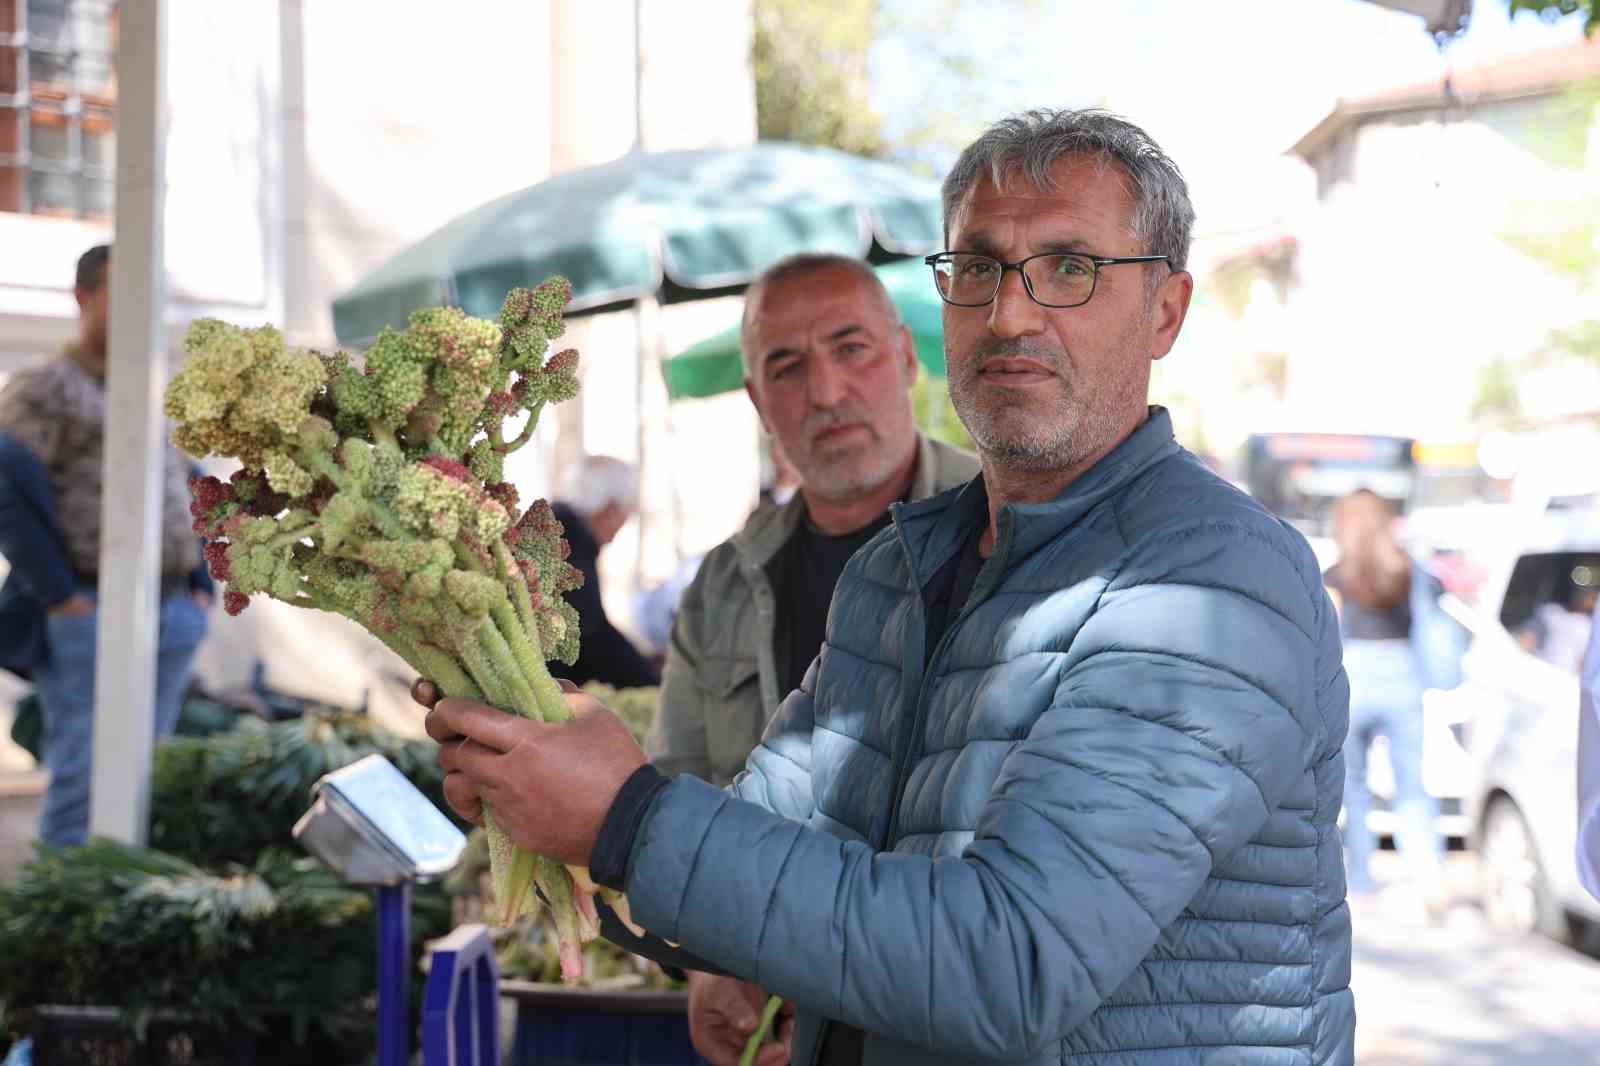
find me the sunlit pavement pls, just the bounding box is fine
[1351,852,1600,1065]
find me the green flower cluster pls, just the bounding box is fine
[165,280,605,981]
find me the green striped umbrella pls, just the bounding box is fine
[331,143,943,345]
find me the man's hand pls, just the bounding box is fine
[48,594,94,617]
[687,972,792,1066]
[192,590,213,612]
[413,677,646,866]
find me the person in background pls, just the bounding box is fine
[551,455,658,689]
[647,253,978,789]
[647,252,977,1063]
[0,244,211,845]
[1324,488,1447,913]
[1518,581,1597,673]
[631,551,704,667]
[1577,597,1600,900]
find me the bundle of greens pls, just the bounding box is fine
[164,280,613,981]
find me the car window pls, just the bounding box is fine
[1501,552,1600,674]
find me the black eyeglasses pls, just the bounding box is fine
[924,251,1170,309]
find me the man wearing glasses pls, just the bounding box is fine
[422,109,1354,1066]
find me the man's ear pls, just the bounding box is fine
[743,377,769,433]
[897,324,918,386]
[1150,270,1194,362]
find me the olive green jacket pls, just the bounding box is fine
[647,435,979,784]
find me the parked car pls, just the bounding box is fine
[1447,510,1600,944]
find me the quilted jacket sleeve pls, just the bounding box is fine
[725,656,820,823]
[622,519,1335,1060]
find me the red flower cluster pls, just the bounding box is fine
[485,481,520,515]
[202,540,232,583]
[420,454,473,482]
[188,474,233,534]
[485,390,517,417]
[544,348,578,376]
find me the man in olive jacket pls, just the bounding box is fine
[424,110,1354,1066]
[648,253,977,789]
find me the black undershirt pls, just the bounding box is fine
[770,512,894,697]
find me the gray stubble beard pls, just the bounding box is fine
[949,319,1152,475]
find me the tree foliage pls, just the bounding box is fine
[752,0,885,157]
[1508,0,1599,34]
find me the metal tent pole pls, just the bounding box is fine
[90,0,167,845]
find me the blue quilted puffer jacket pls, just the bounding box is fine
[624,408,1355,1065]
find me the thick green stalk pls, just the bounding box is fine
[491,602,544,706]
[493,540,539,637]
[401,638,482,702]
[496,400,544,455]
[453,540,491,575]
[366,420,399,451]
[456,633,517,713]
[269,520,319,550]
[740,997,785,1066]
[475,619,542,721]
[486,542,570,723]
[491,601,568,724]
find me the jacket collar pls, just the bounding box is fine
[731,433,972,573]
[894,406,1182,584]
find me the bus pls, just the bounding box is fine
[1241,433,1417,546]
[1241,432,1505,556]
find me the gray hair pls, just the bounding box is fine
[556,454,639,516]
[941,108,1195,274]
[739,253,900,377]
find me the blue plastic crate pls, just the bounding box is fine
[503,983,708,1066]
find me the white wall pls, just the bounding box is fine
[1180,92,1600,462]
[2,0,761,718]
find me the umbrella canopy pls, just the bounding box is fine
[661,258,948,401]
[331,142,944,345]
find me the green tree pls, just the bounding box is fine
[752,0,885,157]
[1471,357,1525,426]
[1497,77,1600,394]
[911,372,974,450]
[1508,0,1599,34]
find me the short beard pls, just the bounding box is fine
[799,427,913,501]
[950,313,1152,473]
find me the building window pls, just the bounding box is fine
[0,0,118,219]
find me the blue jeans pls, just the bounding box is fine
[1342,638,1443,893]
[33,585,209,845]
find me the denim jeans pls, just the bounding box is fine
[33,585,209,845]
[1341,638,1443,893]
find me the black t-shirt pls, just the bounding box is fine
[769,512,893,698]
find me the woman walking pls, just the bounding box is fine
[1325,489,1447,913]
